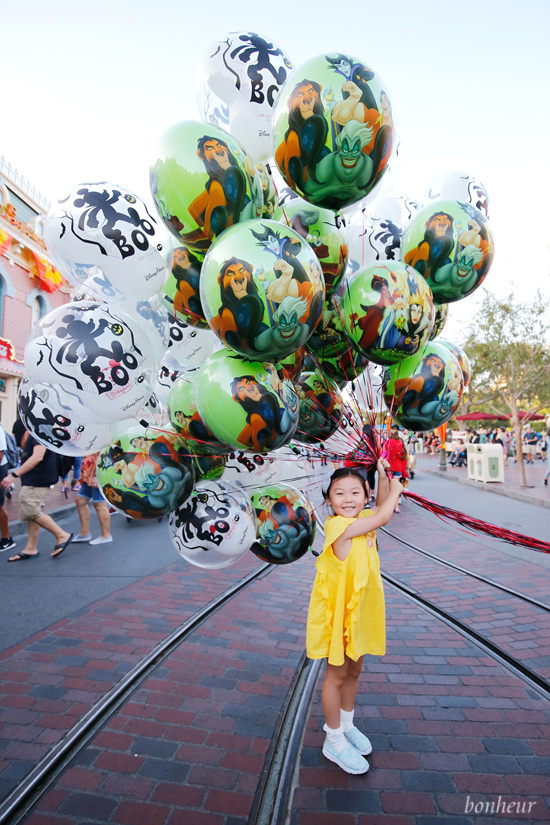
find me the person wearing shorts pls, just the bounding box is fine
[0,424,16,551]
[73,453,112,545]
[2,434,74,561]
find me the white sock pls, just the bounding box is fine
[340,709,354,732]
[323,723,346,750]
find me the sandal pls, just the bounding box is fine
[8,552,40,562]
[51,533,74,558]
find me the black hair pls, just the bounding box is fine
[323,467,369,499]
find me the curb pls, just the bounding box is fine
[422,468,550,509]
[8,503,77,538]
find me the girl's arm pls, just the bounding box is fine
[375,457,390,508]
[332,477,402,560]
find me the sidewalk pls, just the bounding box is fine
[416,452,550,509]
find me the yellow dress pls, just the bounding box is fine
[306,510,386,666]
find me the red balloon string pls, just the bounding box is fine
[402,489,550,554]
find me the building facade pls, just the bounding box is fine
[0,157,72,431]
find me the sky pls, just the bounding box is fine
[3,0,550,344]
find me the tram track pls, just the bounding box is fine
[3,483,550,825]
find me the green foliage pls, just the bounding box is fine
[461,288,550,414]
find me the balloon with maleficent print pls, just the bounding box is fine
[401,199,494,303]
[249,483,316,565]
[273,195,348,296]
[429,302,449,340]
[169,479,256,569]
[343,261,434,366]
[150,121,263,255]
[304,278,368,386]
[437,339,471,388]
[167,372,231,456]
[199,219,325,362]
[24,301,157,424]
[44,183,173,302]
[383,341,464,432]
[272,53,396,211]
[96,424,194,520]
[194,349,298,453]
[294,370,343,444]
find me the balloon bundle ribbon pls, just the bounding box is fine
[402,490,550,555]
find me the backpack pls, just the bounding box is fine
[4,431,20,470]
[57,454,74,480]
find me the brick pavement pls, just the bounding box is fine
[2,467,550,822]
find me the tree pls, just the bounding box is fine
[460,288,550,487]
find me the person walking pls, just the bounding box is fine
[72,452,112,545]
[544,431,550,487]
[1,434,74,561]
[0,424,16,551]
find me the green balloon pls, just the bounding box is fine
[273,196,347,295]
[429,302,449,340]
[195,349,298,453]
[96,425,194,519]
[401,199,494,303]
[294,370,343,444]
[168,373,231,456]
[161,244,208,328]
[343,261,434,365]
[199,219,325,362]
[383,341,463,432]
[249,484,316,564]
[150,121,263,255]
[271,53,396,211]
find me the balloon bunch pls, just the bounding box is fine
[23,31,494,570]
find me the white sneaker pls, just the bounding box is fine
[90,536,113,545]
[344,727,373,755]
[322,739,369,774]
[72,534,92,543]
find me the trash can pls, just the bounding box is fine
[467,443,504,482]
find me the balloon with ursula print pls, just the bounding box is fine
[273,196,348,296]
[294,370,344,445]
[401,199,494,303]
[24,301,158,424]
[383,341,464,432]
[249,484,316,565]
[200,219,325,362]
[44,182,173,302]
[169,480,257,569]
[96,424,195,519]
[271,53,397,211]
[150,121,263,255]
[343,261,434,366]
[437,339,471,388]
[194,349,299,453]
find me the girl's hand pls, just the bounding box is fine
[390,477,403,494]
[377,457,390,475]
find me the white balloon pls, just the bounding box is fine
[44,182,173,301]
[25,301,158,424]
[423,170,490,218]
[169,479,256,568]
[163,317,220,371]
[17,376,119,455]
[196,32,293,161]
[124,294,172,362]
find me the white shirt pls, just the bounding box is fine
[0,426,7,466]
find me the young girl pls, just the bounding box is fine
[306,461,402,774]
